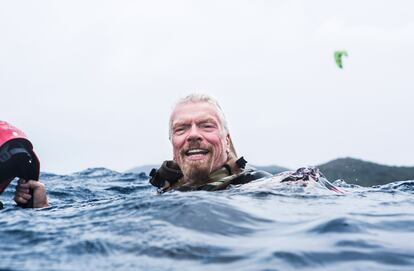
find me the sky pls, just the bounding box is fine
[1,0,413,174]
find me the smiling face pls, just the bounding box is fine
[170,101,230,183]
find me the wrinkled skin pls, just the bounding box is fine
[170,102,230,185]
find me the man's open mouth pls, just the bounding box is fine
[185,148,209,157]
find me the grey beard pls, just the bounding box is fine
[181,162,211,186]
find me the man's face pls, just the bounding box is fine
[170,102,230,183]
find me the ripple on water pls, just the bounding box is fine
[147,193,273,235]
[309,217,367,234]
[269,250,414,268]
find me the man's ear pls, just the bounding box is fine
[226,134,231,149]
[226,134,237,158]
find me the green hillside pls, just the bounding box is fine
[318,157,414,187]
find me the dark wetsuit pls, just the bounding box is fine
[149,157,272,193]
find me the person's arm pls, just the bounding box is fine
[14,179,49,208]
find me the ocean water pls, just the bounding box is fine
[0,168,413,271]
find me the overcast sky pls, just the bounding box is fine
[1,0,413,174]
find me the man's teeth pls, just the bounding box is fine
[186,149,208,155]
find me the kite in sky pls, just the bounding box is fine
[334,50,348,69]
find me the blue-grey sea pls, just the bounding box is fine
[1,168,413,271]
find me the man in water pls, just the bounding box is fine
[149,94,271,192]
[149,94,344,194]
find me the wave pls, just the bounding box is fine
[1,168,414,271]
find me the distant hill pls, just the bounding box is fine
[318,157,414,187]
[251,165,290,174]
[127,165,159,175]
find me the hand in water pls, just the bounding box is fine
[14,179,49,208]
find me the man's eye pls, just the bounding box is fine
[174,127,185,134]
[200,123,215,129]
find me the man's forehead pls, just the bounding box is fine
[171,102,221,124]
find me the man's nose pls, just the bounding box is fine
[187,125,202,142]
